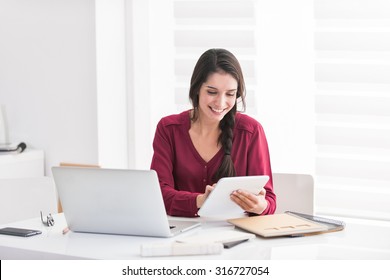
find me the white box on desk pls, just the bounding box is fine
[0,149,44,178]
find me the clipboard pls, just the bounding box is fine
[284,211,346,236]
[227,212,335,237]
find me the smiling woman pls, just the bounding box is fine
[189,72,237,164]
[150,48,276,218]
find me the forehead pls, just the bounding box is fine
[204,71,238,90]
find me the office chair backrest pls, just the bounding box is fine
[272,173,314,215]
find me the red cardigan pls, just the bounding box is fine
[150,110,276,217]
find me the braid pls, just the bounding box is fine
[214,110,236,181]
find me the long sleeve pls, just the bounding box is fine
[233,114,276,215]
[246,123,276,215]
[150,114,204,217]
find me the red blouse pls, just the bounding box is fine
[150,110,276,217]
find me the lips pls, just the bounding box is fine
[210,107,225,114]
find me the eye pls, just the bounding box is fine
[226,91,237,97]
[207,91,218,95]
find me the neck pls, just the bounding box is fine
[190,110,220,137]
[192,117,220,137]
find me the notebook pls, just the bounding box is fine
[228,212,331,237]
[52,167,200,237]
[198,175,269,218]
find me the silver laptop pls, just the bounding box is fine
[52,167,200,237]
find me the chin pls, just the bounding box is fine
[209,110,227,120]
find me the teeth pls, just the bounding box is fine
[211,107,224,113]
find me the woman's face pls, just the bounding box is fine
[197,71,237,123]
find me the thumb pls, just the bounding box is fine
[259,188,266,196]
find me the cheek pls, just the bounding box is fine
[227,98,236,108]
[198,92,210,103]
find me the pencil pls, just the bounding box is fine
[62,227,69,235]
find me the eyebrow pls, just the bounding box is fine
[205,85,237,92]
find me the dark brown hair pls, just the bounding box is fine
[189,48,246,181]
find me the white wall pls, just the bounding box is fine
[0,0,98,175]
[127,0,176,169]
[95,0,128,169]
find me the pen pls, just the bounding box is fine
[223,239,249,249]
[62,227,69,235]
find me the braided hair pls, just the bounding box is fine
[189,49,246,181]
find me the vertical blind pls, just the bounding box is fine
[314,0,390,220]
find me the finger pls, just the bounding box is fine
[235,190,260,204]
[204,186,213,196]
[230,193,249,210]
[258,188,266,196]
[231,190,256,210]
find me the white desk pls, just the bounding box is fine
[1,214,390,260]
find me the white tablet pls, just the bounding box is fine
[197,175,269,218]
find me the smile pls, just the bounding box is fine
[210,107,225,114]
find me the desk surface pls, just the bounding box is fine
[1,214,390,260]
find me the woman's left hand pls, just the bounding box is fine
[230,188,268,215]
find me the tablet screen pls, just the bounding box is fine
[198,175,269,218]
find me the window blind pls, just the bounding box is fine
[173,0,257,114]
[314,0,390,220]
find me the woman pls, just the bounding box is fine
[151,48,276,217]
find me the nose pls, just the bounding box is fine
[215,94,226,107]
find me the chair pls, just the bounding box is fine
[272,173,314,215]
[0,177,57,224]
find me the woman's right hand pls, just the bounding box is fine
[196,184,215,208]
